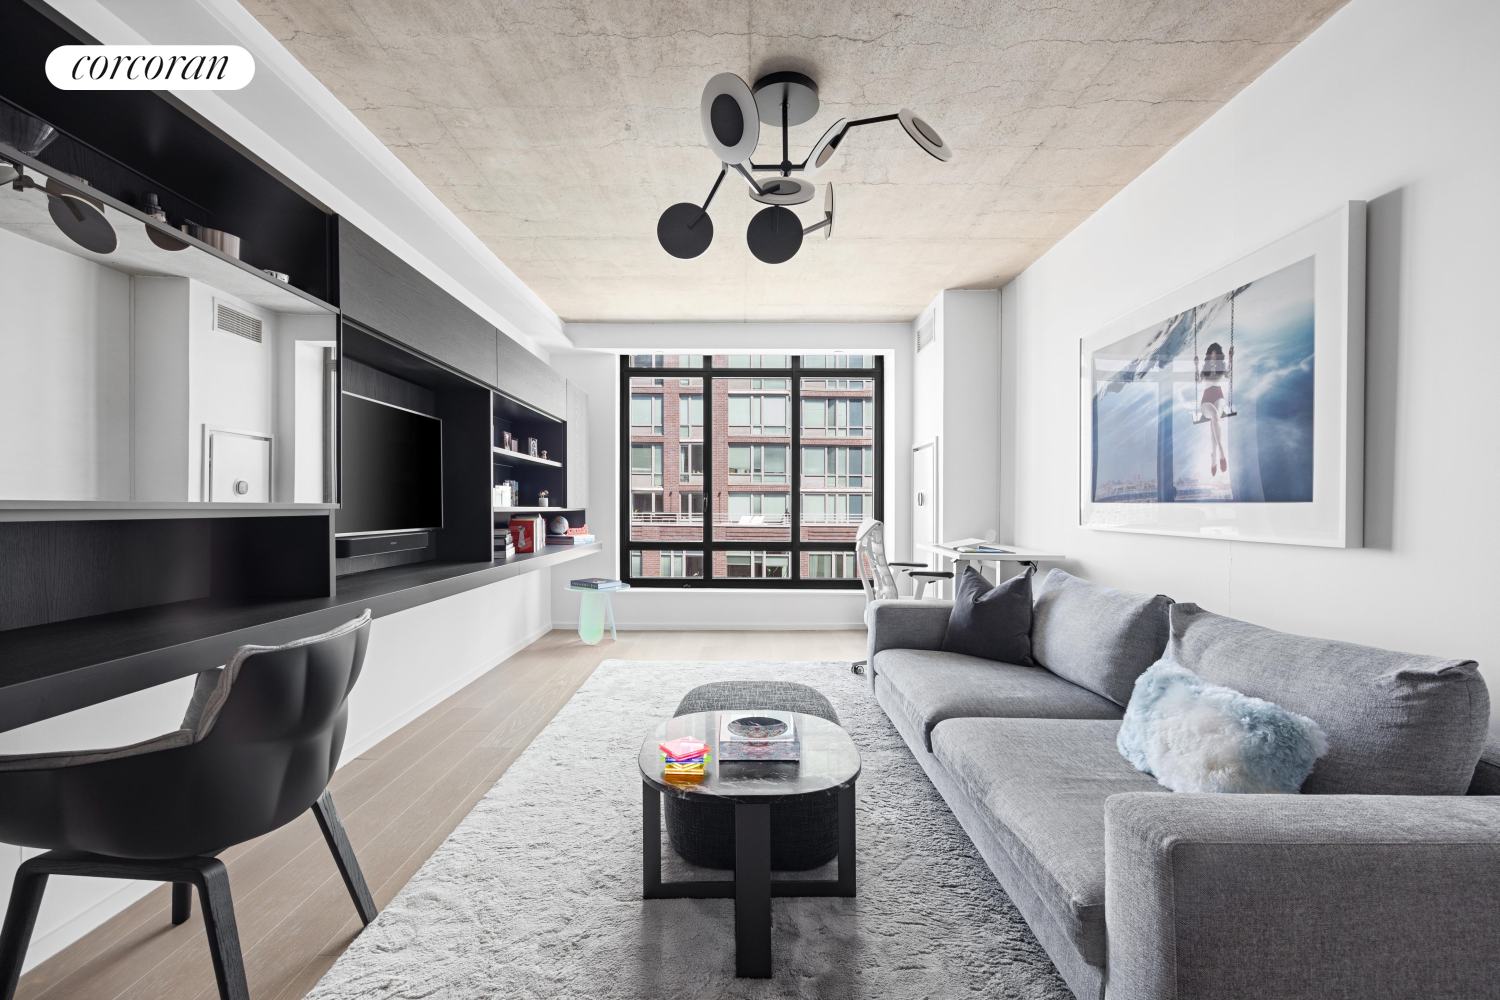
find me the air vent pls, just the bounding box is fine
[215,301,262,343]
[916,315,936,352]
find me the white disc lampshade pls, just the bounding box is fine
[897,108,953,162]
[748,175,815,206]
[700,73,760,165]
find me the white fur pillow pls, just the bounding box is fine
[1117,660,1329,793]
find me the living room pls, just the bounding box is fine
[0,0,1495,998]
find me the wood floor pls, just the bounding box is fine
[15,628,867,1000]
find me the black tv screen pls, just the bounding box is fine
[337,393,443,535]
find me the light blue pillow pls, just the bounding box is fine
[1118,660,1330,793]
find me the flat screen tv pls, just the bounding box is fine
[337,392,443,535]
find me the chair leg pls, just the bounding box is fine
[192,859,249,1000]
[172,881,193,925]
[311,789,378,926]
[0,864,48,1000]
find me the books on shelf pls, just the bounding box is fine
[570,577,623,590]
[545,534,596,545]
[509,516,544,553]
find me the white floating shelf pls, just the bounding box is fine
[492,447,561,468]
[493,506,584,514]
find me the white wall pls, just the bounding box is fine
[1001,0,1500,706]
[0,227,131,500]
[552,323,914,628]
[0,572,551,973]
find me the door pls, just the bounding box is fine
[206,427,273,502]
[913,439,938,594]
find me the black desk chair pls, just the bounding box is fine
[0,611,377,1000]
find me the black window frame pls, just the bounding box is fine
[620,355,883,589]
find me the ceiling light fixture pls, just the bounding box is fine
[658,71,952,263]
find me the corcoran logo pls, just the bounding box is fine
[45,45,255,91]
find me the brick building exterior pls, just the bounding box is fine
[628,355,874,582]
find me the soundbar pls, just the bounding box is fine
[336,531,431,558]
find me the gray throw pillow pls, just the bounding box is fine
[941,567,1034,665]
[1030,569,1172,706]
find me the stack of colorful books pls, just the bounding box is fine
[660,737,710,783]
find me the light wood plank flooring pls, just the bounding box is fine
[15,628,867,1000]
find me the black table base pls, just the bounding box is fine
[641,781,856,978]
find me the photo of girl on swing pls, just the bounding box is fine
[1089,256,1315,505]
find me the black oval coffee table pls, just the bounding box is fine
[639,711,861,978]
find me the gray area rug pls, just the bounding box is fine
[308,660,1071,999]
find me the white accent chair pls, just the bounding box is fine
[852,520,951,672]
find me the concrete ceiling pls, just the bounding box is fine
[245,0,1346,324]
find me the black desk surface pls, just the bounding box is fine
[0,544,603,733]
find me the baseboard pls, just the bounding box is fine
[21,877,158,974]
[550,621,865,631]
[337,620,554,765]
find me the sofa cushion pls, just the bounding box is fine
[873,648,1122,751]
[1030,569,1172,707]
[1169,603,1490,795]
[930,718,1161,966]
[941,567,1034,665]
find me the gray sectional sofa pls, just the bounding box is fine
[866,570,1500,1000]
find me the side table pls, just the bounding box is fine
[565,583,628,644]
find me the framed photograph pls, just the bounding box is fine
[1079,202,1366,547]
[527,437,539,457]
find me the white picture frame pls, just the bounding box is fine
[1078,201,1366,547]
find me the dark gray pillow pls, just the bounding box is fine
[941,567,1034,665]
[1030,569,1171,706]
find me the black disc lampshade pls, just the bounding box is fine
[657,202,714,259]
[44,179,116,254]
[700,73,760,165]
[746,206,803,264]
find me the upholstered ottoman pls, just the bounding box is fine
[666,680,841,870]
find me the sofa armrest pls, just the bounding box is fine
[1104,792,1500,1000]
[1466,733,1500,794]
[864,599,951,679]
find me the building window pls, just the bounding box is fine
[622,356,881,588]
[803,493,866,524]
[679,443,703,484]
[727,493,789,523]
[801,446,873,488]
[725,551,790,578]
[727,444,787,484]
[631,443,663,488]
[802,398,870,437]
[679,394,703,439]
[806,551,859,579]
[631,394,663,434]
[728,393,788,435]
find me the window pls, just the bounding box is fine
[801,355,873,368]
[631,443,662,488]
[803,493,866,524]
[679,443,703,484]
[802,397,869,437]
[723,355,789,368]
[630,550,705,579]
[728,394,788,435]
[802,446,873,488]
[631,394,663,434]
[806,551,859,579]
[725,551,790,578]
[727,444,787,484]
[679,394,703,439]
[622,355,882,588]
[727,493,788,522]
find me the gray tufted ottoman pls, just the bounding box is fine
[666,680,841,870]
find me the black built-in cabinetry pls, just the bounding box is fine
[0,10,590,732]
